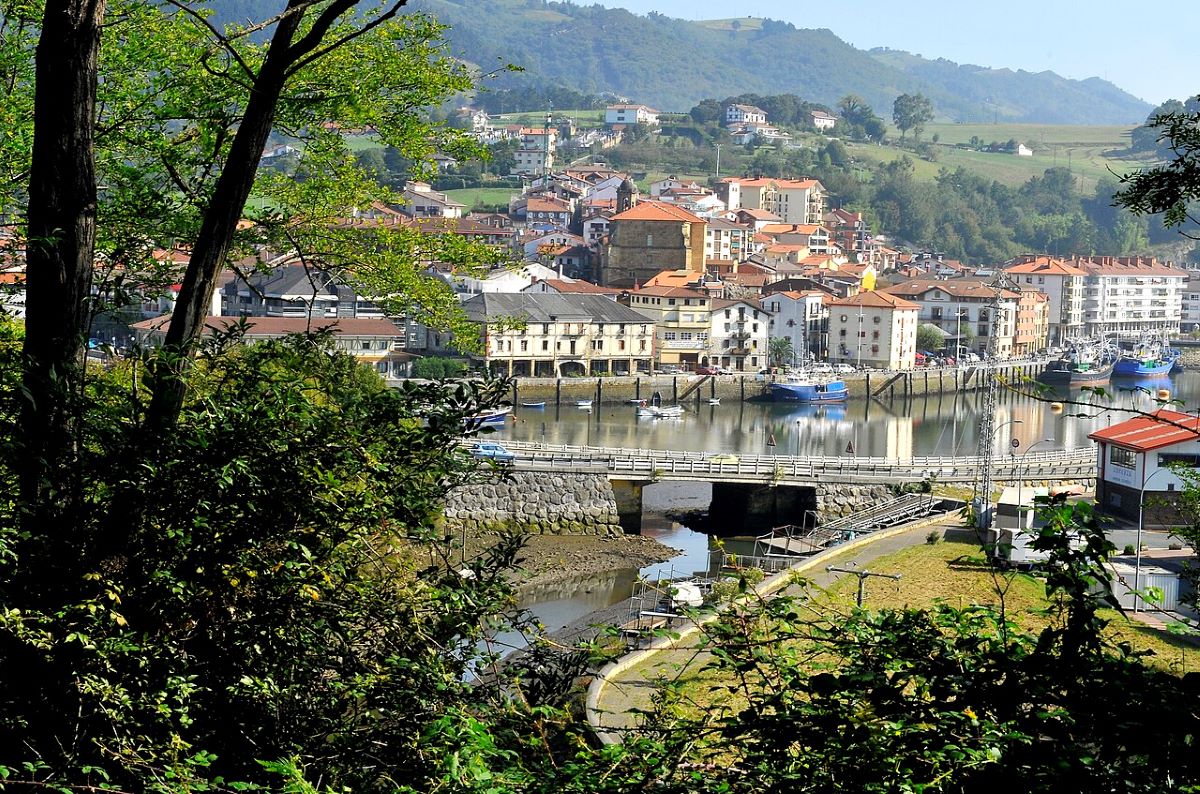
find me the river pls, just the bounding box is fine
[491,370,1200,636]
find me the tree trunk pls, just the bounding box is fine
[20,0,106,536]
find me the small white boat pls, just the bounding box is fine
[465,405,513,426]
[520,400,546,408]
[627,398,648,406]
[575,399,593,409]
[707,397,721,405]
[637,404,685,418]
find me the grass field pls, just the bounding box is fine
[443,186,519,210]
[633,532,1200,719]
[493,109,605,127]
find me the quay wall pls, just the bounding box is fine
[508,362,1043,407]
[442,471,623,536]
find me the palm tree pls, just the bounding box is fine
[769,336,794,369]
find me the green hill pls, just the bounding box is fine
[412,0,1150,124]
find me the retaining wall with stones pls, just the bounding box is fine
[816,483,896,519]
[442,471,623,536]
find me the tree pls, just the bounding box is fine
[768,336,795,368]
[916,323,946,352]
[1114,96,1200,236]
[893,93,934,141]
[0,2,540,789]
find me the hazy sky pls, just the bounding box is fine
[587,0,1196,106]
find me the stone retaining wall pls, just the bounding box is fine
[816,483,895,519]
[442,471,623,536]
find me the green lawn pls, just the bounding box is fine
[494,109,605,127]
[444,186,519,210]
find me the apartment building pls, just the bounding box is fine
[882,279,1020,358]
[827,291,919,370]
[1003,256,1086,344]
[760,290,828,363]
[1077,256,1186,337]
[1182,271,1200,332]
[620,286,712,368]
[720,177,827,225]
[708,299,769,371]
[512,127,557,176]
[461,292,654,376]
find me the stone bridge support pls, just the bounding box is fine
[709,483,817,534]
[611,478,649,533]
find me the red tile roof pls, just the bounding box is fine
[611,200,704,224]
[828,290,919,310]
[1087,409,1200,453]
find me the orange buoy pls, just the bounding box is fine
[1157,388,1171,401]
[1050,402,1063,412]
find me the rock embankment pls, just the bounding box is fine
[817,483,895,519]
[443,471,623,536]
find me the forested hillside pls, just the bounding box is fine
[407,0,1148,123]
[209,0,1149,123]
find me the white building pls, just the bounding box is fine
[1181,271,1200,332]
[725,103,767,126]
[704,217,756,262]
[1004,256,1086,345]
[1078,256,1186,338]
[810,110,838,131]
[760,290,828,364]
[720,177,827,226]
[512,127,557,176]
[396,182,465,219]
[708,298,769,371]
[605,104,659,126]
[1089,409,1200,525]
[882,279,1020,358]
[827,290,919,370]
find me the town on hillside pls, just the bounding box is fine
[6,100,1196,383]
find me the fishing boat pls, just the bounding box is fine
[769,370,849,403]
[520,400,546,409]
[465,405,513,426]
[1112,335,1178,377]
[1037,340,1114,386]
[575,399,593,409]
[637,404,685,418]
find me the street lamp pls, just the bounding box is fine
[714,143,723,180]
[1135,466,1176,612]
[1015,437,1055,524]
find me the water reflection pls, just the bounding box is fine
[497,370,1200,460]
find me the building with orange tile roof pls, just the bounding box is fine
[827,291,919,370]
[619,285,713,368]
[721,177,827,225]
[600,200,708,288]
[1003,256,1086,344]
[1088,409,1200,523]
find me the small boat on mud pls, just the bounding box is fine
[637,404,685,418]
[520,400,546,408]
[575,399,594,409]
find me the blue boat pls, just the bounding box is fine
[769,372,849,403]
[1112,336,1177,377]
[465,406,513,427]
[520,401,547,409]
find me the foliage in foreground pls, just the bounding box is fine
[0,332,576,791]
[554,502,1200,794]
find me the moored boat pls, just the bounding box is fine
[769,371,849,403]
[637,404,685,418]
[575,399,593,409]
[520,400,546,408]
[1037,340,1114,386]
[465,405,513,426]
[1112,335,1177,377]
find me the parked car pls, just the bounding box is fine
[716,366,734,375]
[811,362,834,374]
[831,363,854,374]
[656,364,684,375]
[470,442,515,463]
[695,366,720,375]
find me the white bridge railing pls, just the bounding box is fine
[494,440,1097,485]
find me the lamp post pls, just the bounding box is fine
[1016,437,1056,525]
[1135,466,1175,612]
[714,143,723,180]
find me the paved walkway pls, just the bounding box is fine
[592,517,964,735]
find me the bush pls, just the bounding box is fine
[411,357,469,380]
[1124,543,1136,556]
[926,530,941,545]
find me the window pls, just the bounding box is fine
[725,309,731,318]
[520,340,528,352]
[542,340,549,351]
[1158,453,1200,468]
[840,314,848,322]
[668,298,676,306]
[839,329,847,337]
[664,331,677,341]
[873,315,881,324]
[872,330,880,340]
[1109,446,1136,469]
[698,332,708,341]
[681,332,693,340]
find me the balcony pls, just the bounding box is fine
[663,339,708,350]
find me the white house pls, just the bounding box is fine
[397,182,465,219]
[810,110,838,131]
[760,290,828,364]
[605,104,660,126]
[1016,144,1034,157]
[827,290,919,370]
[1089,409,1200,525]
[708,299,769,371]
[726,104,767,126]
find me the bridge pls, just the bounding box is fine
[497,440,1097,487]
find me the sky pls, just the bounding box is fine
[586,0,1197,106]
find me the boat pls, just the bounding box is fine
[575,399,593,409]
[627,398,648,406]
[707,397,721,405]
[1112,335,1178,377]
[465,405,513,426]
[769,370,849,403]
[637,404,685,418]
[520,400,546,409]
[1037,339,1114,386]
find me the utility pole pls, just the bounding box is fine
[826,565,902,607]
